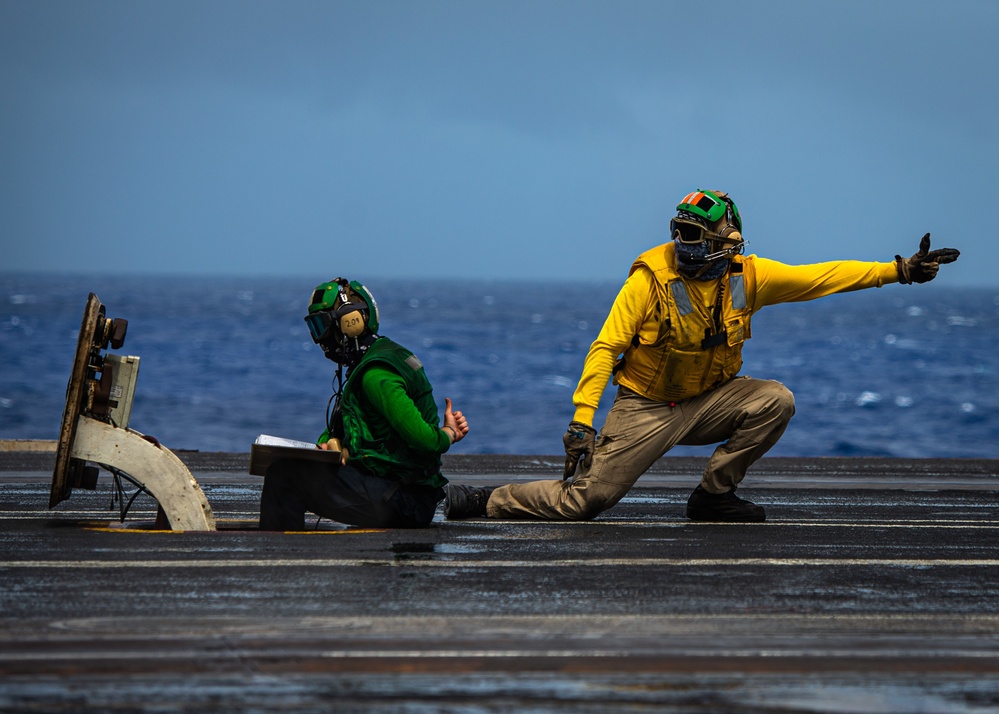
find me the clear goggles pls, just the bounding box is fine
[304,310,338,343]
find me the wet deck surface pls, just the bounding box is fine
[2,453,999,712]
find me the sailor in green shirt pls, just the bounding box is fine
[259,278,469,530]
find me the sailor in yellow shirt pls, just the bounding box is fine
[445,189,960,523]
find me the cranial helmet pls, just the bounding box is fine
[670,189,745,280]
[304,278,379,364]
[675,189,742,233]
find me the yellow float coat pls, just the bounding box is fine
[572,243,899,425]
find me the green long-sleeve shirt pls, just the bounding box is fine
[359,366,451,455]
[320,337,450,487]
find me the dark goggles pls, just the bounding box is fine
[304,310,337,343]
[670,217,724,244]
[670,217,745,260]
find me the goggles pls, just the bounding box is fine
[670,216,746,261]
[304,310,338,343]
[305,302,370,344]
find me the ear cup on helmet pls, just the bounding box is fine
[720,226,742,242]
[339,309,366,338]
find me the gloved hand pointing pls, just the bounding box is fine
[563,421,597,480]
[896,233,960,284]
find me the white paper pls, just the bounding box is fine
[253,434,318,450]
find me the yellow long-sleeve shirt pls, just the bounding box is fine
[571,251,899,425]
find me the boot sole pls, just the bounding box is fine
[686,506,766,523]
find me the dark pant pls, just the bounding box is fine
[259,458,444,531]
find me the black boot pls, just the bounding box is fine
[686,485,766,522]
[444,485,495,520]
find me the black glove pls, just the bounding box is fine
[895,233,960,284]
[563,421,597,480]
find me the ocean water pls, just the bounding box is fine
[2,272,997,458]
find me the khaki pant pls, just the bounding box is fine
[487,377,795,520]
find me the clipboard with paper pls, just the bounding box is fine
[248,434,342,476]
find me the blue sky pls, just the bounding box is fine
[1,0,995,284]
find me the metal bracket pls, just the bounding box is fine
[70,416,216,531]
[51,293,217,531]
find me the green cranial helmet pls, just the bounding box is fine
[304,278,379,346]
[675,189,742,233]
[671,189,746,280]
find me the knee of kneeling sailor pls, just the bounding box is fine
[561,485,613,521]
[766,382,796,417]
[568,501,606,521]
